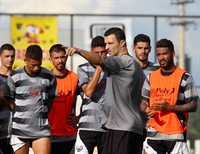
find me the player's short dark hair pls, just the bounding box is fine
[104,27,126,44]
[156,38,174,52]
[91,36,105,48]
[26,45,43,60]
[49,44,66,57]
[133,34,151,46]
[0,43,15,55]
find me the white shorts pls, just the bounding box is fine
[10,135,26,152]
[143,138,189,154]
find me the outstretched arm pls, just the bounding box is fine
[62,46,104,66]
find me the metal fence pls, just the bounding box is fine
[1,13,200,92]
[1,13,200,154]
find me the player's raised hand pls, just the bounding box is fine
[62,46,80,56]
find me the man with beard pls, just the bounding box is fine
[132,34,160,142]
[132,34,160,77]
[140,38,199,154]
[48,44,80,154]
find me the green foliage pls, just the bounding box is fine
[187,102,200,148]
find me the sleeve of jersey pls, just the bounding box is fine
[141,75,150,101]
[77,66,89,88]
[48,74,58,99]
[4,76,15,100]
[103,56,122,74]
[182,73,199,102]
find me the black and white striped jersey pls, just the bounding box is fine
[4,67,57,139]
[77,62,107,132]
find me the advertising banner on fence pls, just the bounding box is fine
[11,16,57,70]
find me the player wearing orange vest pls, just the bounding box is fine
[48,44,79,154]
[140,38,199,154]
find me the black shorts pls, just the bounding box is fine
[51,140,75,154]
[18,138,37,148]
[145,139,189,154]
[75,130,106,154]
[18,137,50,148]
[102,129,143,154]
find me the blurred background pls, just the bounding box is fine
[0,0,200,153]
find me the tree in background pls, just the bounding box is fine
[187,100,200,149]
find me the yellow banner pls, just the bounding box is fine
[11,16,57,70]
